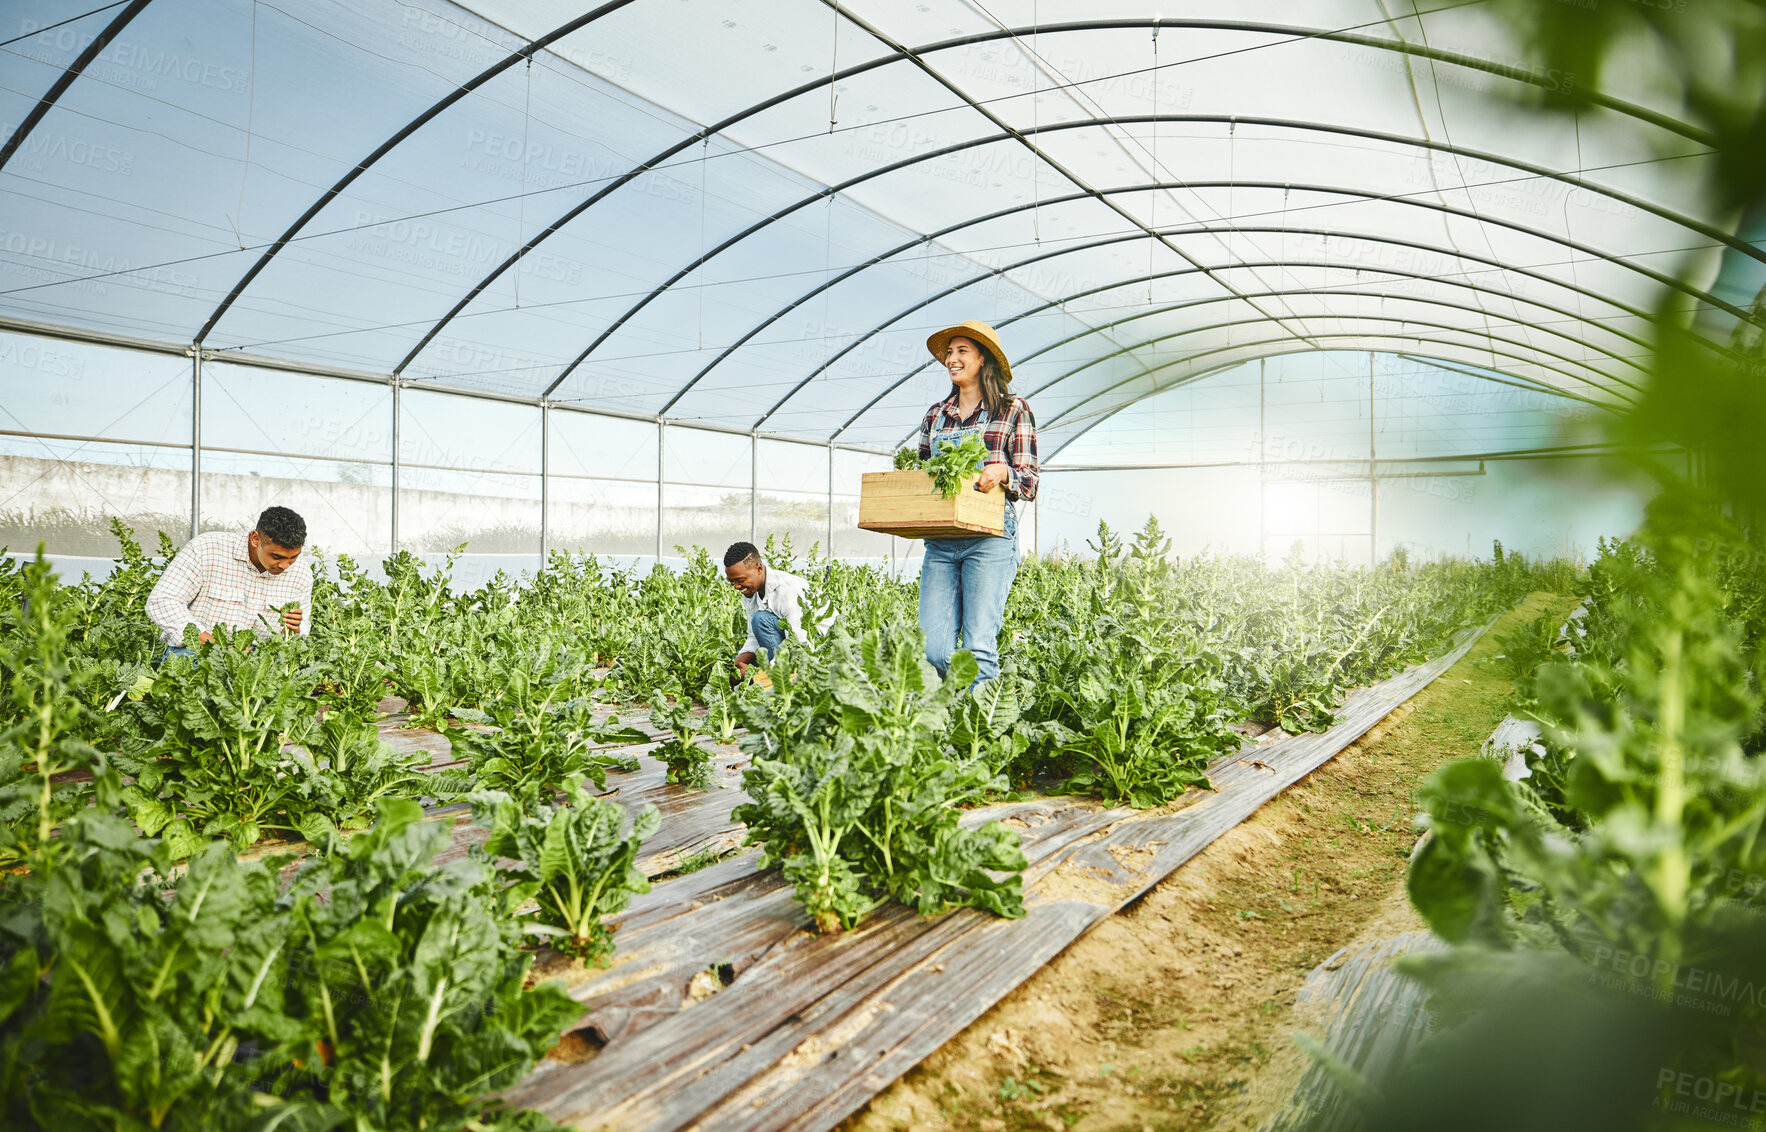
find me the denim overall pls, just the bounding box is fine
[918,413,1018,682]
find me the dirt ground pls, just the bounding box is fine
[838,591,1575,1132]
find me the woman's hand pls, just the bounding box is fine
[976,462,1012,493]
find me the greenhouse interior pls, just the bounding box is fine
[2,0,1764,1130]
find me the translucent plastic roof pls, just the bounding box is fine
[2,0,1747,455]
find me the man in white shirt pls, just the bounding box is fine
[723,541,833,681]
[146,506,313,661]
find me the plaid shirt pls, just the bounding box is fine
[918,393,1039,502]
[146,530,314,647]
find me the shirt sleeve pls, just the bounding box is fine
[918,402,938,461]
[987,399,1040,502]
[146,542,204,646]
[738,596,759,657]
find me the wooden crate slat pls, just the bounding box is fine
[856,470,1004,539]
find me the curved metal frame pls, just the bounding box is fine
[1016,333,1622,463]
[1006,287,1642,407]
[387,15,1720,380]
[0,0,154,173]
[1027,314,1618,434]
[852,311,1622,451]
[1000,281,1642,398]
[764,231,1673,437]
[191,0,643,345]
[787,280,1633,444]
[662,179,1664,420]
[1040,343,1614,465]
[817,217,1717,440]
[535,111,1749,402]
[11,8,1736,449]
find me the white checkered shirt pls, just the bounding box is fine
[146,530,314,647]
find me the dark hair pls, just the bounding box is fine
[723,541,760,568]
[975,346,1010,420]
[256,506,307,549]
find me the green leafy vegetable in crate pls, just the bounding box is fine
[923,432,991,500]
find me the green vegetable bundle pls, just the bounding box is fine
[894,434,991,499]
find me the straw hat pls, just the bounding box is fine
[926,320,1012,384]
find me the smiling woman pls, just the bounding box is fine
[914,320,1039,684]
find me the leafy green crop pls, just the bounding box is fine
[732,629,1026,932]
[446,699,640,810]
[648,690,716,791]
[110,627,448,855]
[0,554,115,869]
[893,445,921,470]
[1005,517,1545,743]
[0,798,576,1131]
[1412,510,1766,958]
[600,550,743,699]
[470,782,659,963]
[700,666,755,745]
[1005,520,1240,805]
[1402,498,1766,1113]
[1491,607,1564,700]
[115,627,327,854]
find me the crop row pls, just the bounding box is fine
[1394,492,1766,1122]
[0,517,1575,1129]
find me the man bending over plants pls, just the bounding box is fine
[146,505,312,662]
[723,540,834,681]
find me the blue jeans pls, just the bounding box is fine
[750,610,785,661]
[155,644,197,669]
[919,505,1019,682]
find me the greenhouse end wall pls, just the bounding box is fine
[1037,459,1652,566]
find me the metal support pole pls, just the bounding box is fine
[539,402,550,562]
[827,442,835,557]
[1257,357,1265,560]
[190,350,202,540]
[750,436,758,542]
[390,381,401,552]
[655,420,665,561]
[1369,352,1378,568]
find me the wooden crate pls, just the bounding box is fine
[856,469,1005,539]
